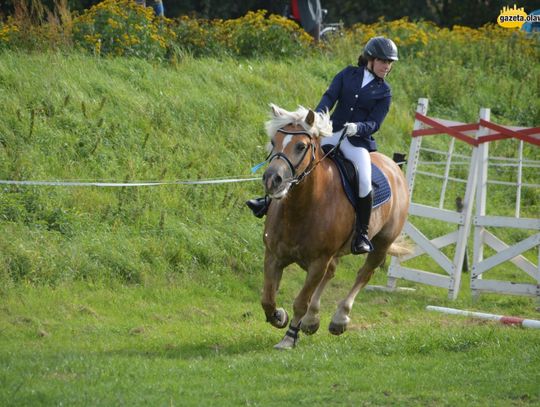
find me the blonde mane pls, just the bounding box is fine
[265,104,332,139]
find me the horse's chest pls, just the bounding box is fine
[264,221,325,260]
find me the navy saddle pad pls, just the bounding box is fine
[322,145,391,209]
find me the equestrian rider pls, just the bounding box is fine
[247,36,398,255]
[315,36,398,254]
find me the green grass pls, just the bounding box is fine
[1,274,539,406]
[0,38,539,405]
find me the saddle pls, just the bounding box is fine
[322,145,391,209]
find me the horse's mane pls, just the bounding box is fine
[265,104,333,139]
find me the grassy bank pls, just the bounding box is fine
[0,48,538,285]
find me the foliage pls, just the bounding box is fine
[3,0,540,28]
[0,13,72,51]
[71,0,175,58]
[218,10,314,58]
[348,17,537,63]
[171,10,314,58]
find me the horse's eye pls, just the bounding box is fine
[295,143,307,153]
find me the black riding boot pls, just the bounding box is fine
[246,196,270,218]
[352,192,374,255]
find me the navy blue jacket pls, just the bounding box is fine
[315,65,392,151]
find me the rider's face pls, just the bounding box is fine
[368,58,394,78]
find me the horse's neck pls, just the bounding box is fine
[285,159,328,212]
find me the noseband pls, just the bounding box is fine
[268,128,316,186]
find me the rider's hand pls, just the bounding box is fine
[344,122,358,137]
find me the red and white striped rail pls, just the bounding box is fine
[426,305,540,329]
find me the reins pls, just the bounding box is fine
[251,127,346,187]
[293,128,346,185]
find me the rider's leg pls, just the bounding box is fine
[320,131,342,148]
[339,140,373,254]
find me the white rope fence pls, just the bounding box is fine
[0,176,260,187]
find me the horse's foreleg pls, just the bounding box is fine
[329,247,388,335]
[261,251,288,329]
[274,257,330,350]
[301,258,338,335]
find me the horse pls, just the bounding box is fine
[259,104,410,350]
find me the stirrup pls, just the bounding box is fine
[351,233,373,255]
[246,197,269,218]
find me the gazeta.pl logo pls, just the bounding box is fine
[497,5,539,28]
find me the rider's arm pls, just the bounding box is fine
[315,68,345,114]
[350,94,391,138]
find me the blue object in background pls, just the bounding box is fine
[521,9,540,33]
[153,1,165,17]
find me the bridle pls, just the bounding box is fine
[267,128,316,186]
[266,127,345,186]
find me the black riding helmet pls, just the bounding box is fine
[363,36,399,61]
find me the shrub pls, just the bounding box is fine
[349,17,434,59]
[171,16,223,57]
[220,10,315,58]
[72,0,176,59]
[0,15,71,52]
[170,10,315,59]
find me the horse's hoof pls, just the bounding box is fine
[329,321,347,336]
[273,335,297,350]
[269,308,289,329]
[301,320,320,335]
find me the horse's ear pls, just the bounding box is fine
[270,103,282,118]
[305,109,315,127]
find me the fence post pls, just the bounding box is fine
[386,98,428,291]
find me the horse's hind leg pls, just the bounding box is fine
[329,245,388,335]
[301,258,338,335]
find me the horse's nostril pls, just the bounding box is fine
[274,175,282,187]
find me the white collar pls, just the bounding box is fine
[362,68,374,88]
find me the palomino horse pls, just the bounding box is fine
[260,104,409,350]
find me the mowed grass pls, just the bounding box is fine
[1,268,539,406]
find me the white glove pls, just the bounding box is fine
[344,122,358,137]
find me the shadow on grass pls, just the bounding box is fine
[101,336,279,361]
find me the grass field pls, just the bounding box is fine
[1,271,539,406]
[0,22,539,406]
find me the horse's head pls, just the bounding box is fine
[262,104,332,199]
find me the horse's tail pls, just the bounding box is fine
[387,235,413,257]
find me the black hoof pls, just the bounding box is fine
[329,322,347,336]
[301,321,320,335]
[269,308,289,329]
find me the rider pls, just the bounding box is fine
[316,36,398,254]
[247,36,398,255]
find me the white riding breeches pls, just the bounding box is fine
[321,131,372,198]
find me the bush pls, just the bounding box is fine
[72,0,176,59]
[219,10,315,57]
[171,10,315,58]
[0,15,71,52]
